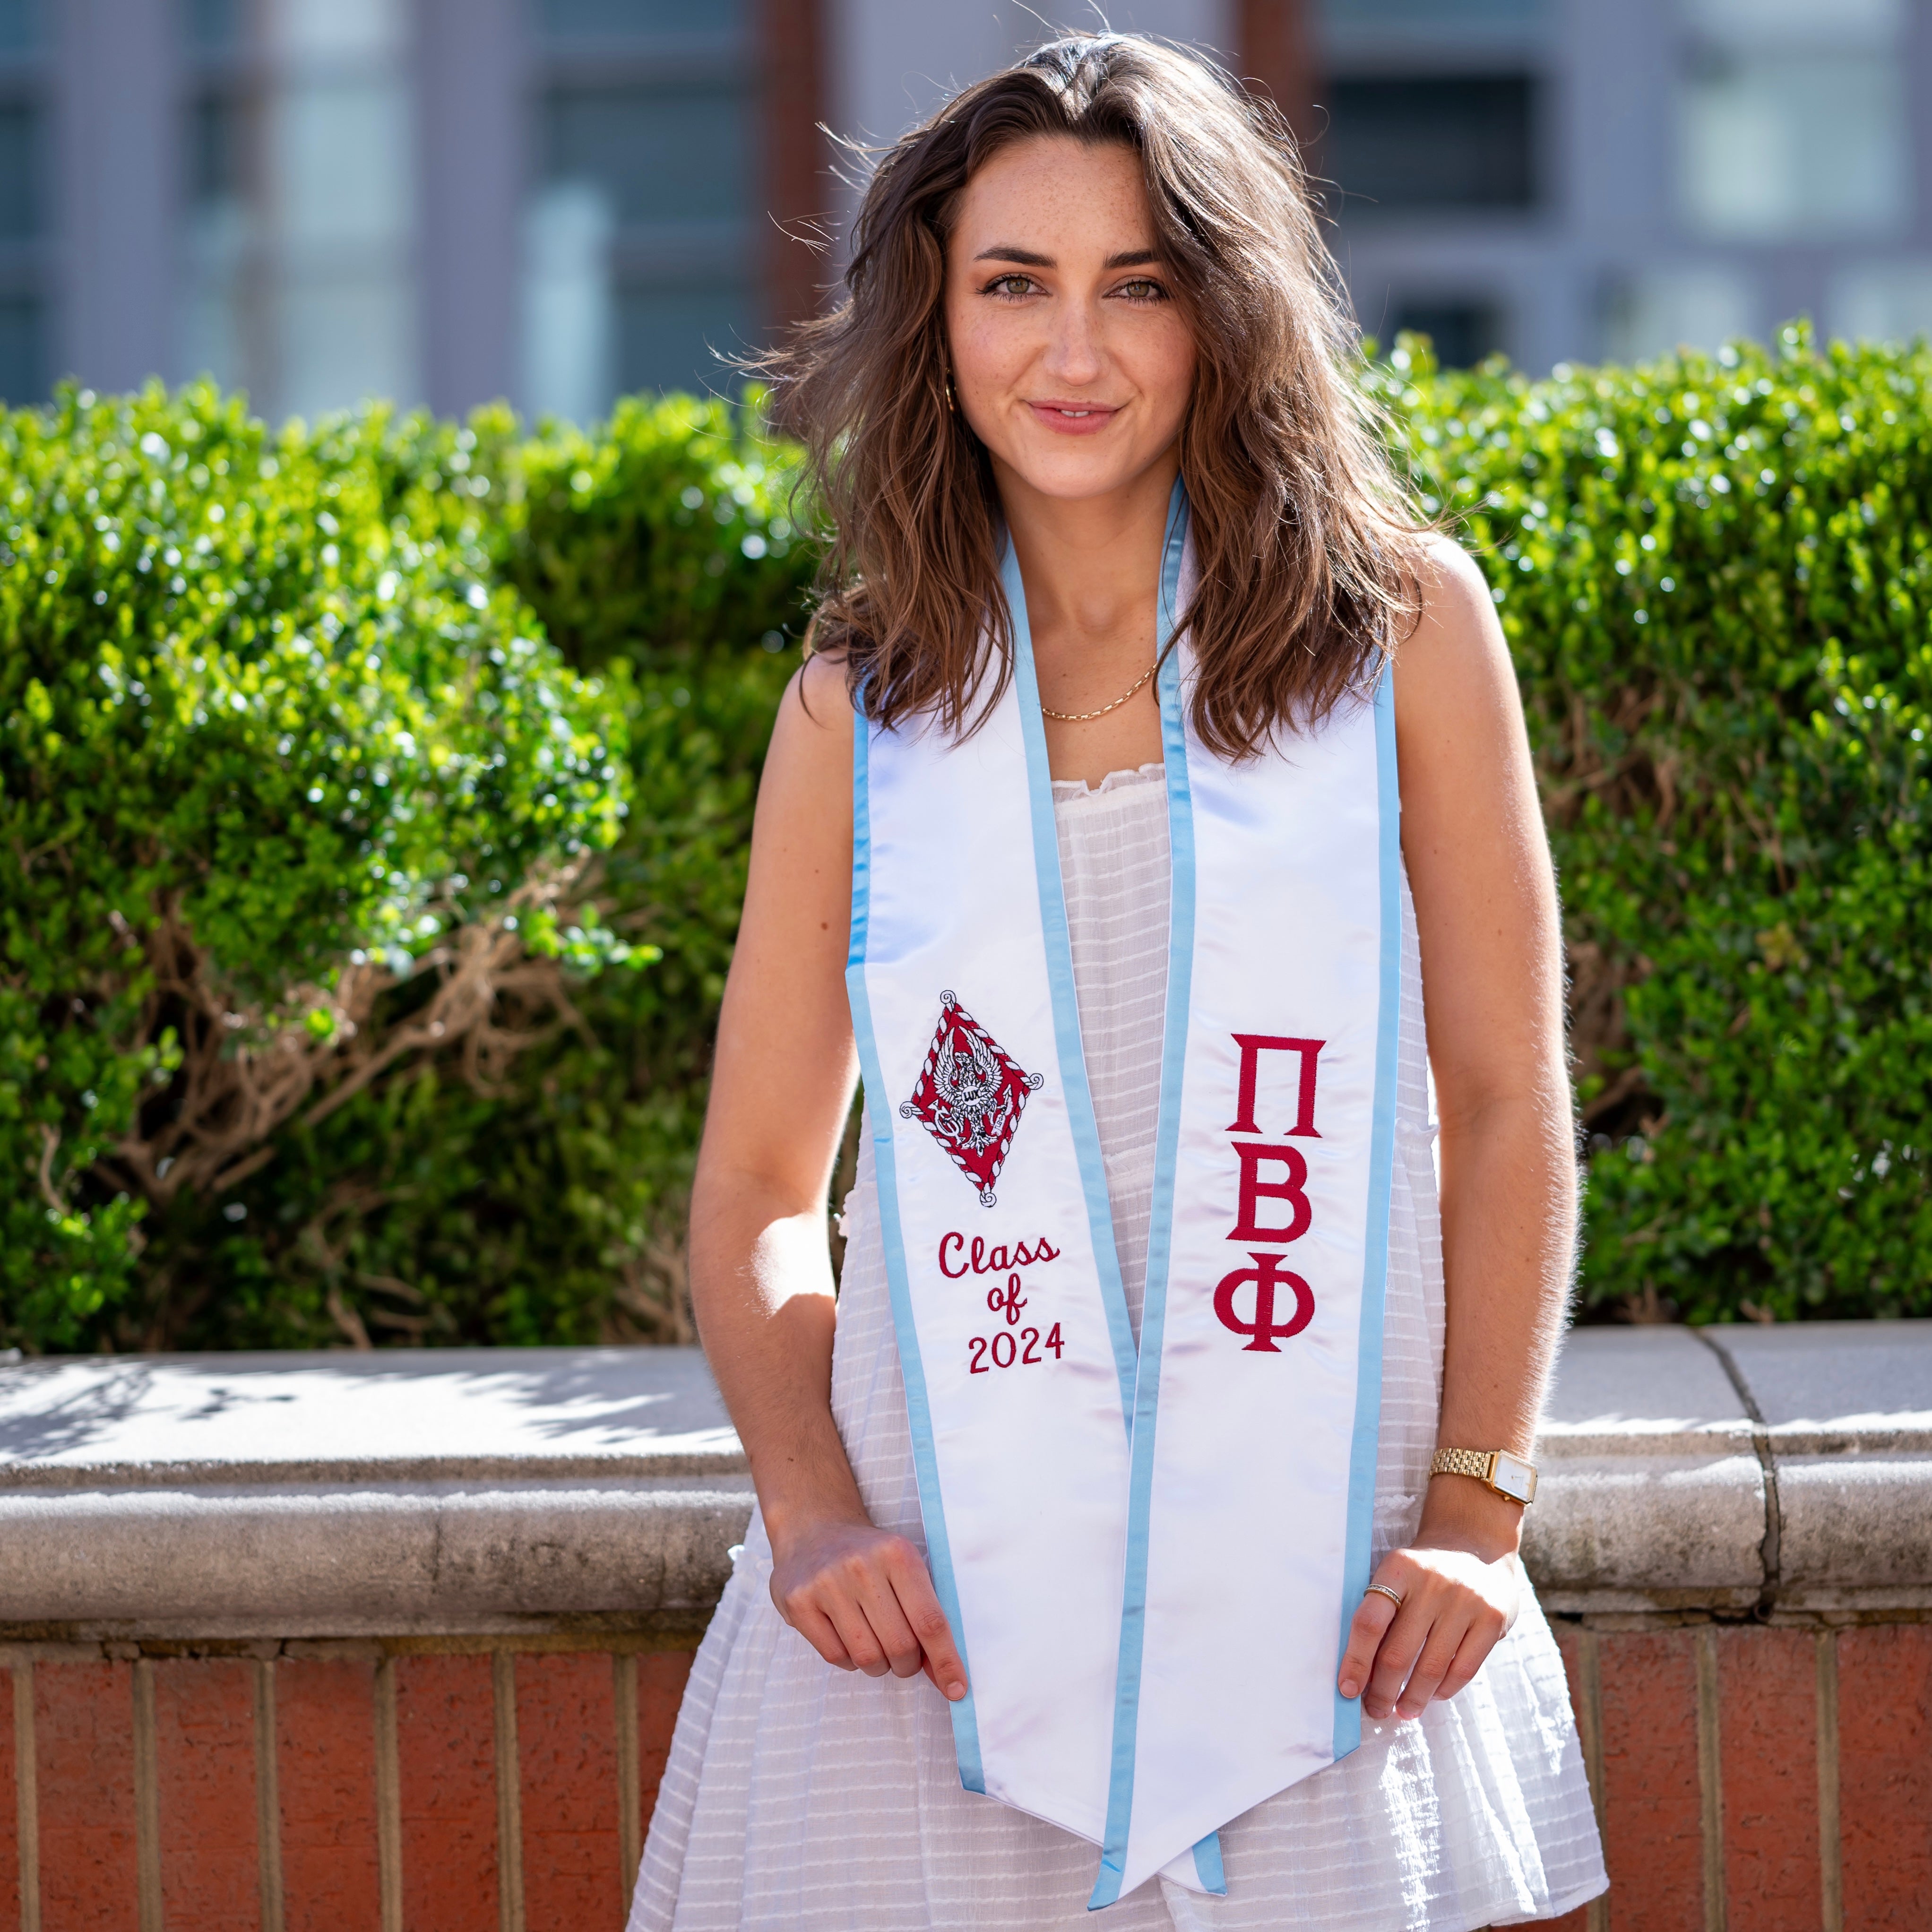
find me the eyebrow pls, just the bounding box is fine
[972,246,1161,270]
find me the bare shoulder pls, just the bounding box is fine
[1392,533,1520,734]
[761,651,856,810]
[1403,535,1507,675]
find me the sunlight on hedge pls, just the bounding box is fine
[1374,322,1932,1321]
[2,326,1928,1349]
[2,384,811,1351]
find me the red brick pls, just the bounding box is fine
[1715,1626,1818,1932]
[1595,1628,1704,1932]
[153,1659,260,1929]
[636,1651,693,1842]
[276,1657,380,1932]
[396,1654,499,1932]
[34,1660,139,1932]
[518,1652,623,1928]
[0,1667,18,1928]
[1837,1624,1932,1926]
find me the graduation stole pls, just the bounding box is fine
[845,487,1400,1905]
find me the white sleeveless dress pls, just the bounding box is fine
[630,766,1607,1931]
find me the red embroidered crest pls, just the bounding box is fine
[899,991,1045,1208]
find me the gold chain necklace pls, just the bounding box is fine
[1038,660,1158,723]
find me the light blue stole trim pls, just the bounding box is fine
[1190,1831,1228,1896]
[1331,664,1402,1762]
[846,702,987,1793]
[1004,541,1141,1426]
[1089,481,1202,1910]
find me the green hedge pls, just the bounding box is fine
[3,385,811,1351]
[1375,324,1930,1321]
[2,327,1927,1348]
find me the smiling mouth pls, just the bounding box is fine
[1026,400,1121,430]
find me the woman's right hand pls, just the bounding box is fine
[769,1515,970,1702]
[688,664,966,1703]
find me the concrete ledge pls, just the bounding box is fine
[0,1325,1926,1638]
[0,1481,751,1641]
[0,1348,755,1641]
[1529,1322,1932,1616]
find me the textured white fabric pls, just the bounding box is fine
[630,768,1608,1932]
[1052,762,1168,1344]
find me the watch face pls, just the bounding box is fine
[1492,1452,1537,1503]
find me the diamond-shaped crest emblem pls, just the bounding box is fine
[898,991,1045,1208]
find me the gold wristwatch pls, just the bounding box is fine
[1430,1447,1538,1505]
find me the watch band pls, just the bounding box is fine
[1430,1447,1539,1504]
[1431,1448,1496,1484]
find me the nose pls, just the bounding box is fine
[1041,293,1106,388]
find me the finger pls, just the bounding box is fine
[888,1549,970,1702]
[819,1591,894,1677]
[1435,1612,1507,1705]
[847,1566,926,1680]
[1394,1623,1464,1719]
[772,1584,855,1672]
[1337,1591,1398,1702]
[1364,1607,1429,1720]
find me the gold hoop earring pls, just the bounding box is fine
[944,372,957,414]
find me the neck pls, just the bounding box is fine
[992,449,1180,650]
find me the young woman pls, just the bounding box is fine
[630,35,1607,1931]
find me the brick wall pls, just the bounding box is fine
[1531,1620,1932,1932]
[1,1641,692,1932]
[3,1622,1927,1929]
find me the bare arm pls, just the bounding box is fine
[1338,538,1575,1721]
[690,654,967,1700]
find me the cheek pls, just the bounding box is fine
[1132,319,1198,428]
[947,305,1026,396]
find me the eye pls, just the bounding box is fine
[1112,277,1168,303]
[981,273,1042,300]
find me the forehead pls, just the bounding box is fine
[950,137,1155,256]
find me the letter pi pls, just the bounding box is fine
[1227,1035,1324,1138]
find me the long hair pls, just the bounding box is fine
[767,34,1427,759]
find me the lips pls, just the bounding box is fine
[1025,400,1122,435]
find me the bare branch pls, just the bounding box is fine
[36,1124,64,1214]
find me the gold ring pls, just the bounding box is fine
[1363,1583,1406,1611]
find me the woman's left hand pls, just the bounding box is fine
[1336,1537,1520,1723]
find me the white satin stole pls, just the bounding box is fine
[845,493,1400,1905]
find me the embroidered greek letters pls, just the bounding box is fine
[1215,1033,1325,1350]
[1225,1034,1324,1138]
[1227,1143,1312,1243]
[1212,1252,1315,1352]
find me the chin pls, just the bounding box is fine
[1002,453,1147,503]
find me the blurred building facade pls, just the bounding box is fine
[3,0,1931,416]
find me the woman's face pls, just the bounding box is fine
[943,136,1196,507]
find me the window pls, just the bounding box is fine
[0,0,44,403]
[1324,76,1537,215]
[1322,0,1544,25]
[1389,297,1501,370]
[178,0,249,396]
[0,0,34,55]
[0,97,37,242]
[1679,0,1909,242]
[177,0,420,417]
[1603,264,1758,363]
[1831,262,1932,345]
[525,0,755,419]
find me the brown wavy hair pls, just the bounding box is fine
[766,33,1427,759]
